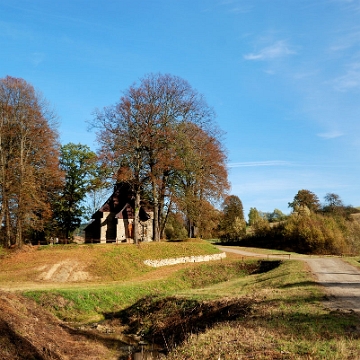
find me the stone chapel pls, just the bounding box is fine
[84,183,154,243]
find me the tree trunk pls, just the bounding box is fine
[187,217,194,238]
[4,198,12,247]
[133,191,141,244]
[159,198,172,239]
[152,182,160,241]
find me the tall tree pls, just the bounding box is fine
[53,143,101,240]
[288,189,320,213]
[91,73,227,243]
[174,122,229,237]
[248,207,262,226]
[0,76,62,247]
[219,195,246,241]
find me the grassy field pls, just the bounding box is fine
[166,259,360,359]
[1,241,360,359]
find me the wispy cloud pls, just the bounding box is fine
[317,130,344,139]
[332,61,360,91]
[219,0,253,14]
[329,0,360,12]
[244,40,296,61]
[30,52,45,66]
[329,29,360,52]
[228,160,293,168]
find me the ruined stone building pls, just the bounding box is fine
[84,183,154,243]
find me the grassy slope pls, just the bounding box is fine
[0,241,220,284]
[167,260,360,360]
[2,242,360,359]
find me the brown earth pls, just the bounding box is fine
[36,259,90,282]
[0,291,118,360]
[0,246,251,359]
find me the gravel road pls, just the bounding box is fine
[218,246,360,314]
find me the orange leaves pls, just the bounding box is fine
[0,76,61,246]
[91,73,228,239]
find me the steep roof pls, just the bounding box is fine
[93,182,152,221]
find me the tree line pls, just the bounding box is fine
[0,74,229,247]
[219,189,360,255]
[2,74,359,254]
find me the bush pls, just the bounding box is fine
[243,213,360,255]
[281,214,346,254]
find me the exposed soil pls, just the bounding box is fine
[0,290,255,359]
[36,259,91,282]
[109,296,252,348]
[0,291,117,360]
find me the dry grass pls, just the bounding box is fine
[0,241,221,286]
[2,243,360,359]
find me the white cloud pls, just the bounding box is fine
[30,52,45,66]
[317,131,344,139]
[332,62,360,91]
[244,40,296,61]
[330,33,360,52]
[228,160,293,168]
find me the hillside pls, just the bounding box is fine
[0,290,115,360]
[0,241,220,289]
[1,242,360,359]
[0,241,253,359]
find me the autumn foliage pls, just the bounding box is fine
[92,73,229,242]
[0,76,62,247]
[243,191,360,255]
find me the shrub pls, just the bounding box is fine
[244,212,360,255]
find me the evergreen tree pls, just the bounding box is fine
[53,143,102,240]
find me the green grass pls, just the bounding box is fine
[4,242,360,358]
[342,256,360,270]
[23,259,257,322]
[166,260,360,359]
[0,241,221,283]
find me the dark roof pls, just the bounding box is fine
[93,183,152,221]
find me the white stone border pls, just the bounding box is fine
[144,252,226,267]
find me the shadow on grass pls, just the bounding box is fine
[99,293,360,355]
[280,280,319,288]
[104,296,252,351]
[251,260,282,274]
[282,280,360,289]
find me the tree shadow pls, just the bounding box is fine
[103,296,253,352]
[99,292,360,356]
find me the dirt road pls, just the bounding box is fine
[218,246,360,314]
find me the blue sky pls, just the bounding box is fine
[1,0,360,218]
